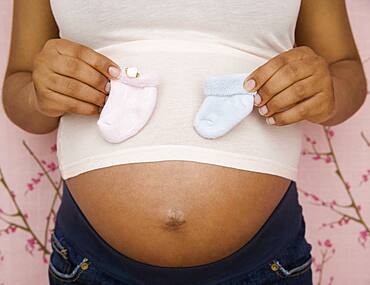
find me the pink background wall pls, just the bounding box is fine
[0,1,369,284]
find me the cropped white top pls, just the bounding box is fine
[50,0,303,181]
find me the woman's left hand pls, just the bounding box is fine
[244,46,336,126]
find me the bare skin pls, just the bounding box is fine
[66,162,291,266]
[2,0,367,267]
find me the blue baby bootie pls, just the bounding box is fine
[193,73,256,139]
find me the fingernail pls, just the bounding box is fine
[108,66,121,78]
[259,105,268,115]
[266,117,275,125]
[105,81,111,93]
[245,79,256,91]
[254,93,262,106]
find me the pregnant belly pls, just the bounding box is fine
[65,161,291,267]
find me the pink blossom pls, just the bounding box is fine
[0,208,3,214]
[27,238,36,246]
[328,129,335,137]
[324,239,332,248]
[31,177,41,184]
[312,140,317,145]
[313,154,321,160]
[310,194,320,201]
[26,238,36,254]
[362,174,368,182]
[325,156,332,163]
[50,144,57,152]
[41,160,47,165]
[26,183,34,191]
[43,255,48,264]
[47,162,57,172]
[359,230,369,240]
[305,136,311,142]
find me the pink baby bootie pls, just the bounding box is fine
[97,66,160,143]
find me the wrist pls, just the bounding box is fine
[28,80,62,120]
[316,75,339,126]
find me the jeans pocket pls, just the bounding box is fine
[269,254,312,278]
[267,216,313,281]
[268,232,313,281]
[48,230,91,283]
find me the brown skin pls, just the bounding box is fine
[31,38,122,118]
[244,0,367,126]
[3,0,122,133]
[2,0,367,267]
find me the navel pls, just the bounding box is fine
[164,207,186,228]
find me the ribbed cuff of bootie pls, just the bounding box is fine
[204,73,256,97]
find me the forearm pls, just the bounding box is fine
[2,71,60,134]
[320,59,367,126]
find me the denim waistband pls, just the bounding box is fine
[55,180,303,285]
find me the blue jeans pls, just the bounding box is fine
[48,181,313,285]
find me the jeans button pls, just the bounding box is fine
[80,258,90,271]
[270,262,279,272]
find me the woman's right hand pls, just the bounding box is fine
[31,39,121,117]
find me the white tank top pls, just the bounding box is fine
[50,0,303,181]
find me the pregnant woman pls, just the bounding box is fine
[3,0,367,284]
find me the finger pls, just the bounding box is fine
[51,54,110,94]
[243,46,315,93]
[54,39,121,79]
[42,89,100,116]
[256,58,316,107]
[48,73,107,107]
[257,75,321,117]
[265,92,324,126]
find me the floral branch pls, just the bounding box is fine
[22,140,61,199]
[323,126,370,233]
[313,239,335,285]
[301,127,370,241]
[0,168,50,255]
[299,188,357,228]
[42,190,60,262]
[361,131,369,147]
[0,142,63,263]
